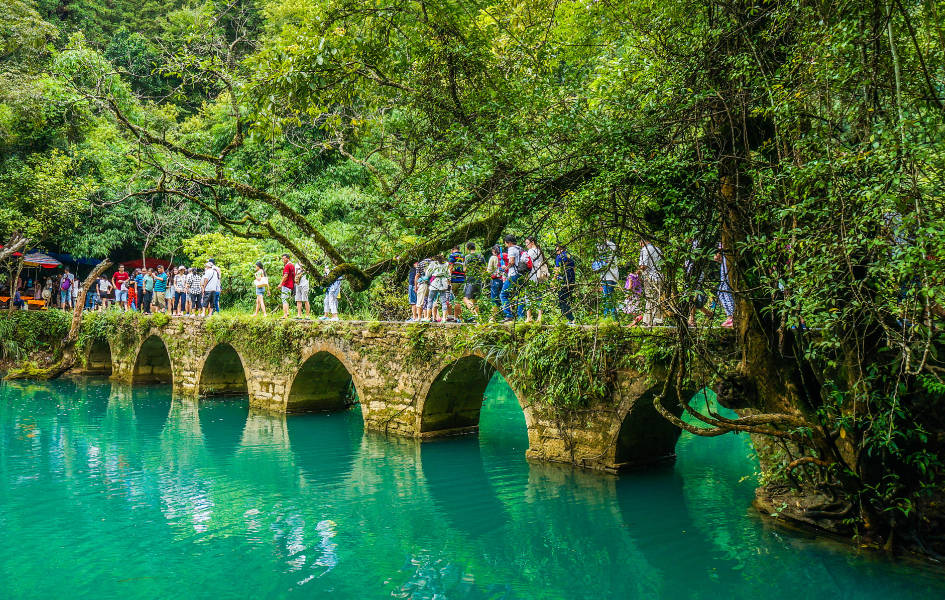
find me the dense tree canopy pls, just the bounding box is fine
[2,0,945,554]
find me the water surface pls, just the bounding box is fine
[1,377,943,599]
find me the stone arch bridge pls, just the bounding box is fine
[80,317,697,473]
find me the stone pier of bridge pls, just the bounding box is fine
[81,317,694,473]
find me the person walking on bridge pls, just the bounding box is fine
[153,265,169,314]
[321,266,342,321]
[280,253,296,320]
[554,245,576,323]
[187,267,202,315]
[112,265,129,311]
[295,262,311,319]
[253,262,269,317]
[638,239,664,326]
[487,245,503,318]
[462,242,485,321]
[500,235,526,321]
[201,260,222,316]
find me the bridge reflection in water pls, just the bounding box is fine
[2,376,943,599]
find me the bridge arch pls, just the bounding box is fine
[286,345,362,413]
[611,379,686,469]
[197,343,249,397]
[416,353,533,437]
[85,339,113,375]
[132,335,173,385]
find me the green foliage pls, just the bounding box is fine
[204,311,309,368]
[453,322,650,409]
[0,310,70,360]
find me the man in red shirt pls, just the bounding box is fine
[112,264,130,310]
[280,253,295,319]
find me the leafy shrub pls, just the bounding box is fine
[0,310,71,359]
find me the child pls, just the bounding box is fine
[126,278,137,311]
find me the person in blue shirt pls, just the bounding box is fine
[134,269,144,311]
[153,265,169,314]
[407,260,419,322]
[555,245,576,323]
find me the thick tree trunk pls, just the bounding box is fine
[7,257,25,315]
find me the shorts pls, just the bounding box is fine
[190,292,202,308]
[463,282,482,299]
[256,286,266,296]
[408,283,417,305]
[450,282,464,300]
[153,291,166,309]
[415,283,429,309]
[295,284,310,303]
[281,286,293,303]
[116,290,128,302]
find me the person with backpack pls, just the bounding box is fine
[487,245,503,315]
[447,246,465,322]
[523,236,550,322]
[424,254,451,322]
[554,245,577,323]
[594,240,620,317]
[500,234,528,321]
[59,268,75,310]
[638,238,664,326]
[462,242,486,320]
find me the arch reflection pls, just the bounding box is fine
[420,436,510,538]
[287,410,363,489]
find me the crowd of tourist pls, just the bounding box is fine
[10,261,226,317]
[80,262,223,316]
[403,235,735,327]
[4,235,737,328]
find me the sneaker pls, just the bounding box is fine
[318,316,329,321]
[329,316,340,321]
[721,317,734,328]
[405,318,416,323]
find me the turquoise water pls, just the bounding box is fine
[1,377,944,599]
